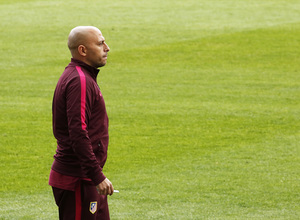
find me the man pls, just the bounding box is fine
[49,26,114,220]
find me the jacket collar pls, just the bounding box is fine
[70,58,100,79]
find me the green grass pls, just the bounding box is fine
[0,0,299,219]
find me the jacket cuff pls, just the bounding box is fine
[92,170,106,186]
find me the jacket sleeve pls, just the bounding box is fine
[65,71,106,186]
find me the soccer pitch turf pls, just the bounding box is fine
[0,0,299,219]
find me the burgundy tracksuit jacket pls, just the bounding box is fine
[51,58,109,186]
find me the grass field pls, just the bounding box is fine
[0,0,299,219]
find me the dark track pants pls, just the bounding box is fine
[52,181,110,220]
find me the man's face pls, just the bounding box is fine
[85,29,110,68]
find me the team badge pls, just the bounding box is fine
[89,202,97,214]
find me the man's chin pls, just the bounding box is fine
[101,61,107,66]
[96,62,107,68]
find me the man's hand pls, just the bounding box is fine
[96,178,114,195]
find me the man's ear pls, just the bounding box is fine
[78,45,87,56]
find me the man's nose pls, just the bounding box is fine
[104,43,110,52]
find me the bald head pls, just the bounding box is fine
[68,26,101,53]
[67,26,110,68]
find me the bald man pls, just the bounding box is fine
[49,26,113,220]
